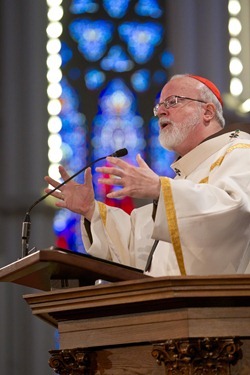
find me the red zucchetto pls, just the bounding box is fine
[188,74,223,106]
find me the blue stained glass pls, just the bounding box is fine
[54,210,83,252]
[98,78,136,116]
[68,67,81,80]
[101,45,134,72]
[135,0,163,18]
[131,69,150,92]
[84,69,106,90]
[161,50,175,68]
[54,330,60,350]
[69,19,114,61]
[60,79,79,115]
[103,0,130,18]
[54,0,169,252]
[59,77,87,177]
[60,142,74,160]
[54,210,70,232]
[91,79,145,200]
[70,0,99,14]
[153,69,168,85]
[53,77,88,252]
[60,42,73,67]
[118,22,163,63]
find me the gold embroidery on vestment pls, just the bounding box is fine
[97,201,107,226]
[160,177,186,276]
[199,177,209,184]
[211,144,250,171]
[209,156,225,172]
[199,143,250,183]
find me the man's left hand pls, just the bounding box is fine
[96,154,161,200]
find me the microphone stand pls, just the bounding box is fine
[21,148,128,258]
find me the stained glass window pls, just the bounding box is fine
[51,0,175,252]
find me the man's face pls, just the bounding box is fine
[156,78,203,152]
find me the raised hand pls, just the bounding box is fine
[44,166,95,221]
[96,154,161,200]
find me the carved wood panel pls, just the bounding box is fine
[151,337,243,375]
[49,348,96,375]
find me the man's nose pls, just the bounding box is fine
[157,103,169,117]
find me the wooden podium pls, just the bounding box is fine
[1,248,250,374]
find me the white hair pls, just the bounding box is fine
[170,74,225,128]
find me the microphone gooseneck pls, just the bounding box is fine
[21,148,128,258]
[21,212,31,258]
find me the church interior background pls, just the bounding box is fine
[0,1,249,374]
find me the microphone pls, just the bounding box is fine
[21,148,128,258]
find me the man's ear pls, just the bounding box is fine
[203,103,216,122]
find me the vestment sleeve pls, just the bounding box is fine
[81,201,155,269]
[81,201,132,265]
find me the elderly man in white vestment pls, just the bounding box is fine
[45,74,250,277]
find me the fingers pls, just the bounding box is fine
[96,155,136,176]
[106,189,125,199]
[96,165,123,177]
[98,176,122,186]
[105,156,129,169]
[44,187,64,202]
[58,165,71,180]
[44,175,59,189]
[55,200,67,209]
[44,165,70,188]
[136,153,150,169]
[84,167,93,187]
[104,154,149,172]
[44,165,72,199]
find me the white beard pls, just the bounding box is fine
[158,111,201,151]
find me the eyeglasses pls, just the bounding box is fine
[153,95,207,116]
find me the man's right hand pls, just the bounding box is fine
[44,166,95,221]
